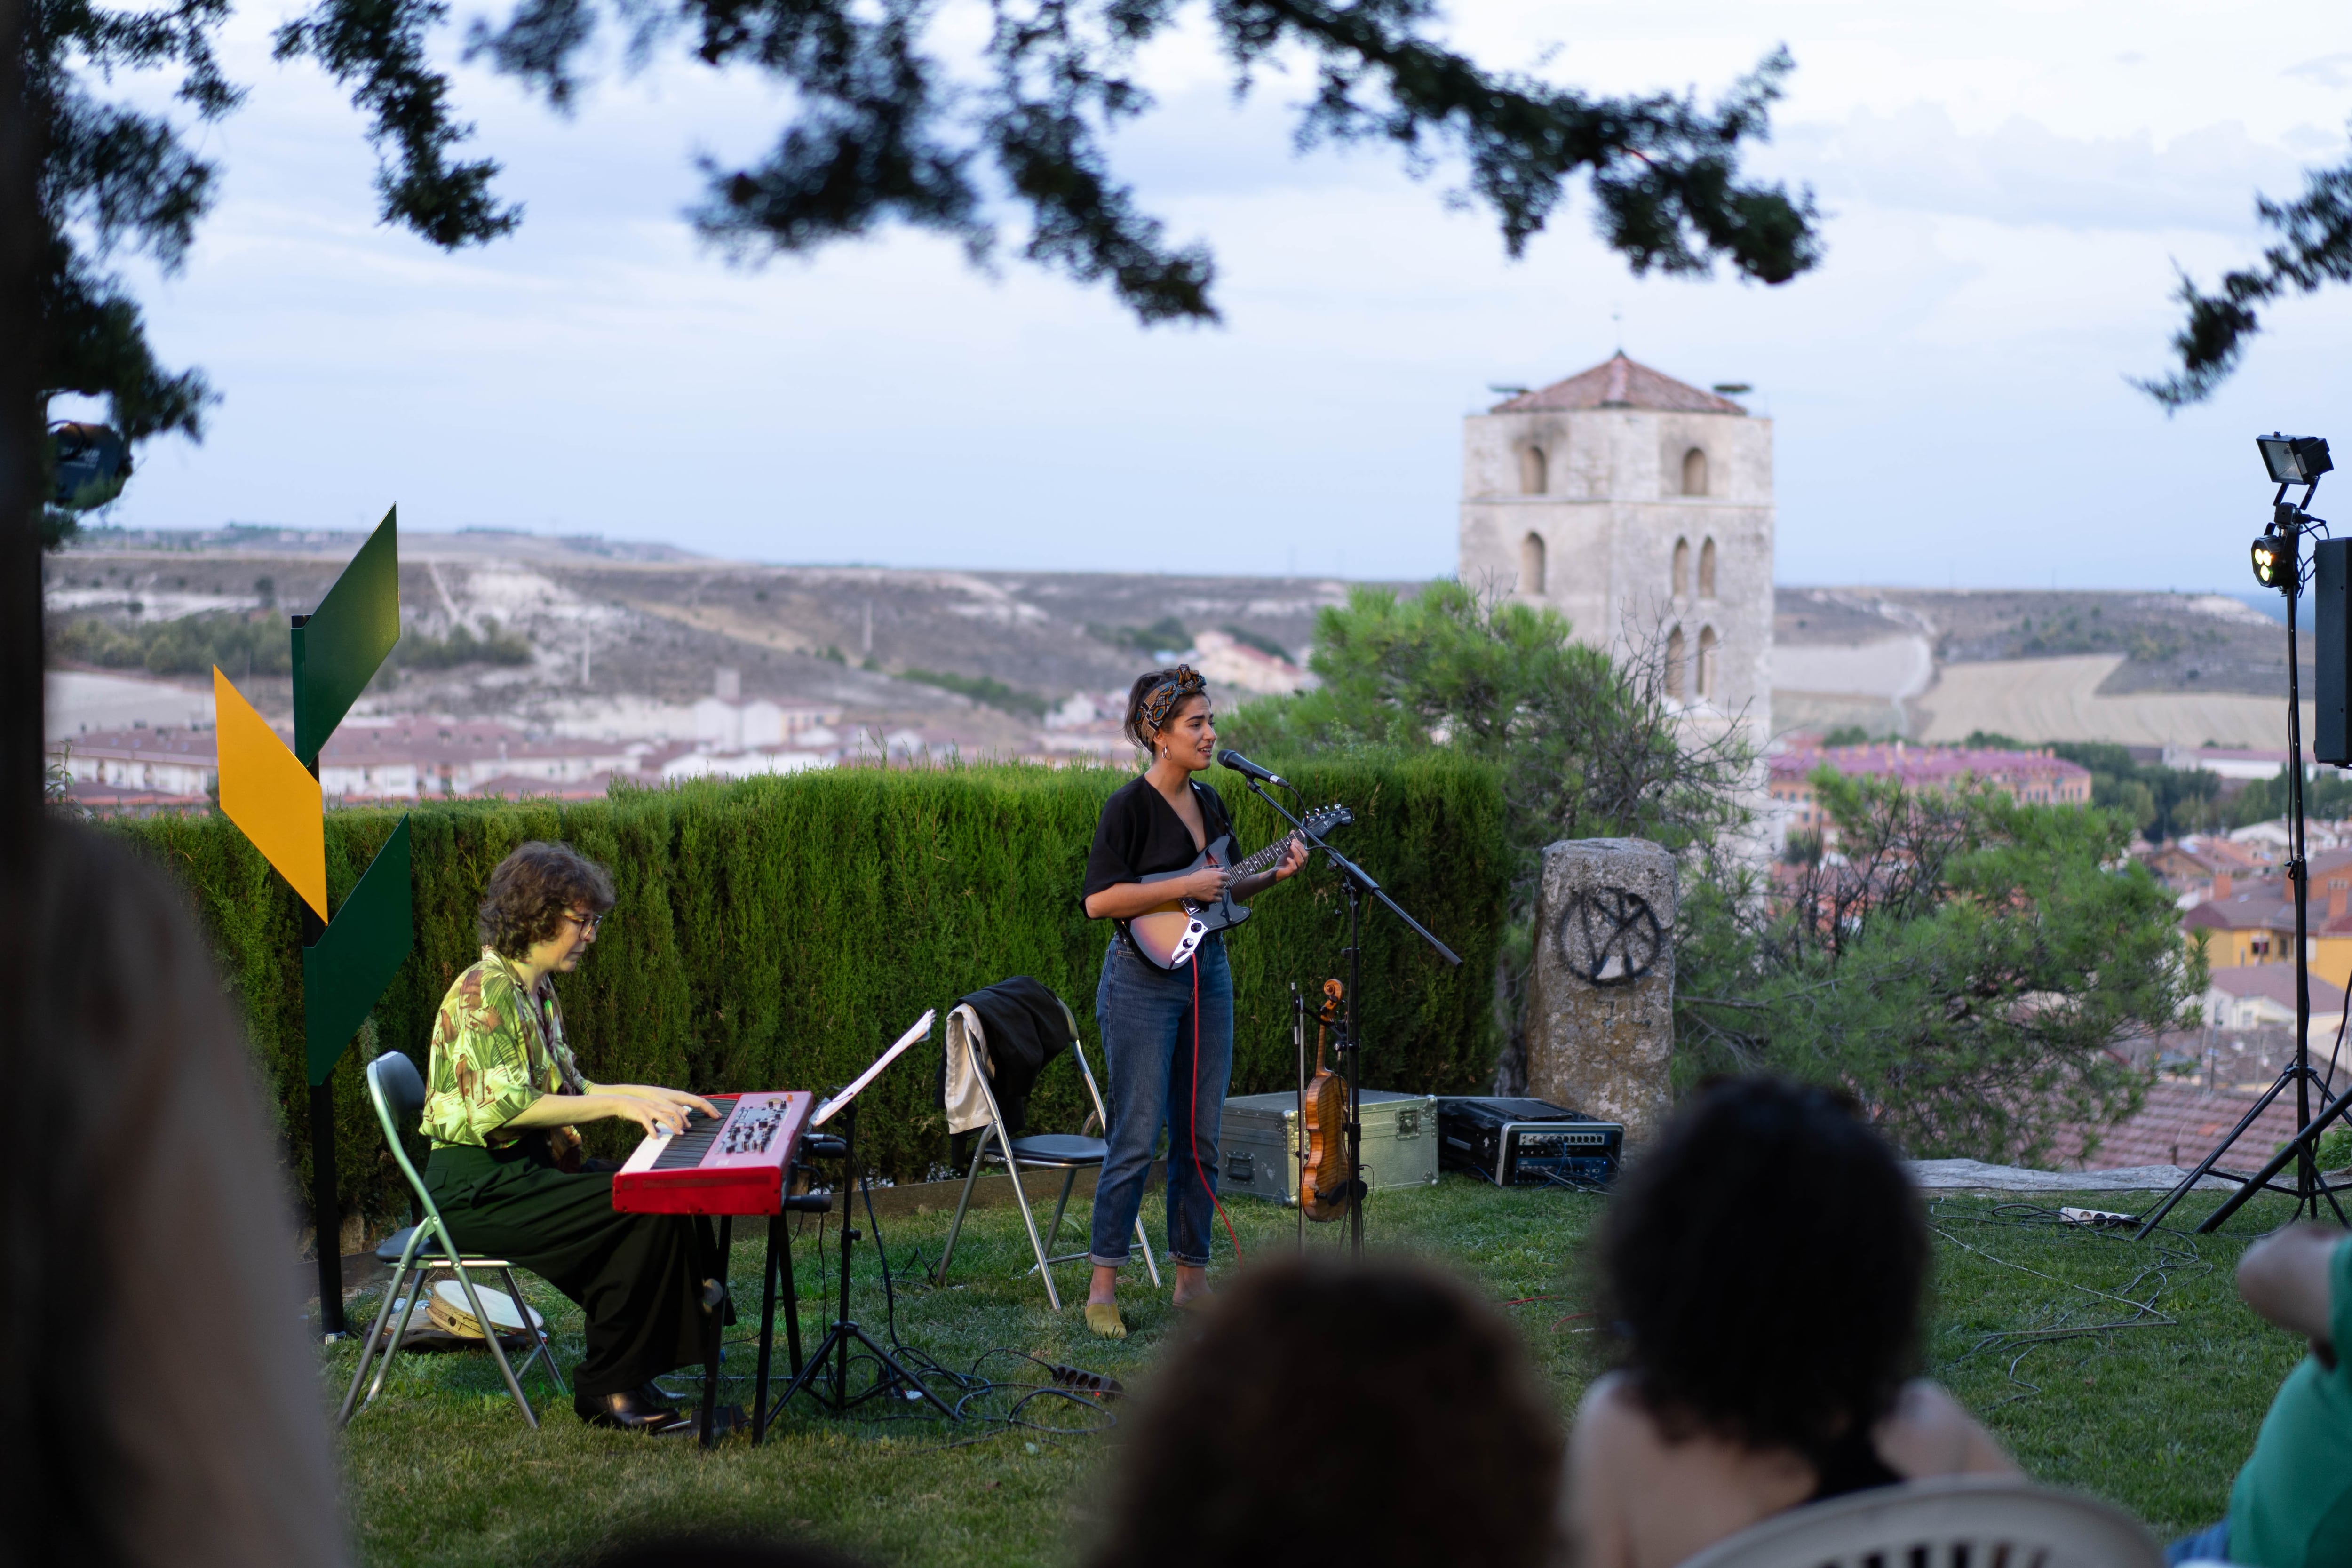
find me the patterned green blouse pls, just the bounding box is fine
[419,949,589,1151]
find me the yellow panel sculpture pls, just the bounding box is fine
[213,666,327,918]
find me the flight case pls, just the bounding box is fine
[1216,1088,1439,1205]
[1435,1097,1623,1188]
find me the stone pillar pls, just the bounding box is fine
[1524,838,1677,1144]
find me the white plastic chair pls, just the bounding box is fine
[338,1051,567,1428]
[1676,1477,2164,1568]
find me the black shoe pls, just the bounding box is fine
[575,1388,686,1432]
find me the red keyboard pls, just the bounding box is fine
[610,1091,814,1215]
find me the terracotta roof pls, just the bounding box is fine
[1769,744,2090,788]
[2183,896,2295,933]
[1491,352,1746,416]
[2048,1079,2312,1170]
[2207,965,2348,1013]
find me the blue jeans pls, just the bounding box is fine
[1088,933,1233,1269]
[2166,1521,2229,1565]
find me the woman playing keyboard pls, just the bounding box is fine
[419,840,721,1432]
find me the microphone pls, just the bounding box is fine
[1217,750,1290,789]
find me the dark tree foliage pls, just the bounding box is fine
[434,0,1822,322]
[30,0,244,543]
[2143,132,2352,406]
[36,0,1823,535]
[1679,769,2200,1163]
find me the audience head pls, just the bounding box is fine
[1598,1075,1927,1458]
[477,839,616,957]
[588,1536,866,1568]
[6,824,348,1566]
[1087,1256,1562,1568]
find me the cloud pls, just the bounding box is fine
[1777,104,2306,235]
[2286,53,2352,89]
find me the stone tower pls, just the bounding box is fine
[1457,352,1773,742]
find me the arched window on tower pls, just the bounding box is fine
[1520,532,1547,597]
[1672,538,1691,599]
[1682,447,1709,496]
[1699,537,1717,599]
[1665,626,1687,701]
[1520,446,1548,495]
[1696,627,1719,700]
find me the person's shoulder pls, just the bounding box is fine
[471,958,524,1012]
[1193,778,1232,818]
[1877,1379,2021,1479]
[1102,772,1153,809]
[1575,1371,1652,1435]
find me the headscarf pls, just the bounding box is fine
[1140,666,1207,736]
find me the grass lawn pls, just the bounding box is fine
[330,1178,2313,1567]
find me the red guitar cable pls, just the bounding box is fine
[1189,953,1246,1268]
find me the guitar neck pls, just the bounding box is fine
[1226,831,1296,881]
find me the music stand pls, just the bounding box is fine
[769,1011,959,1421]
[1240,778,1460,1257]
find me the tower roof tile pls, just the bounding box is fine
[1492,351,1746,415]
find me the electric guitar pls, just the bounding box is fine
[1127,804,1352,970]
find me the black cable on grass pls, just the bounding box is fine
[1925,1195,2212,1410]
[695,1180,1120,1448]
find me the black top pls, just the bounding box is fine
[1082,773,1234,903]
[1805,1424,1904,1503]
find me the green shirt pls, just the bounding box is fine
[419,949,587,1150]
[2229,1236,2352,1568]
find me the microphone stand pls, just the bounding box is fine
[1239,775,1460,1258]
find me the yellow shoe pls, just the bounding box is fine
[1084,1301,1127,1339]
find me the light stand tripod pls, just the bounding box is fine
[1239,772,1460,1257]
[769,1012,959,1420]
[2140,444,2351,1236]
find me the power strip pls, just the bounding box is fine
[2058,1206,2138,1228]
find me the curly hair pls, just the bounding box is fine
[477,842,616,958]
[1597,1076,1927,1459]
[1120,665,1208,753]
[1085,1258,1562,1568]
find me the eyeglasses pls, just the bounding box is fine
[565,909,605,934]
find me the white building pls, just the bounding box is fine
[1456,352,1773,741]
[692,669,842,751]
[2201,964,2348,1043]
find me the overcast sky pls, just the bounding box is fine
[59,0,2352,588]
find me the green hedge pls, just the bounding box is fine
[116,756,1509,1231]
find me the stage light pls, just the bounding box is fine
[48,421,129,509]
[2259,433,2333,486]
[2254,529,2296,590]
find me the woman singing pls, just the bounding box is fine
[1079,667,1309,1338]
[419,841,726,1432]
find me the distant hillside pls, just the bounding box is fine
[1772,588,2308,749]
[45,535,1387,743]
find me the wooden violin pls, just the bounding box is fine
[1299,978,1352,1223]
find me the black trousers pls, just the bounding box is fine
[424,1139,723,1399]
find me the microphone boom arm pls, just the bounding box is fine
[1241,775,1460,967]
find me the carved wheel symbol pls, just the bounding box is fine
[1560,888,1663,987]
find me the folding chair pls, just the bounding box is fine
[338,1051,567,1428]
[933,996,1160,1310]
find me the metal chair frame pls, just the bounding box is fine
[933,1001,1160,1310]
[338,1051,568,1429]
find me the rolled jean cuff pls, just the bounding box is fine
[1088,1252,1133,1269]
